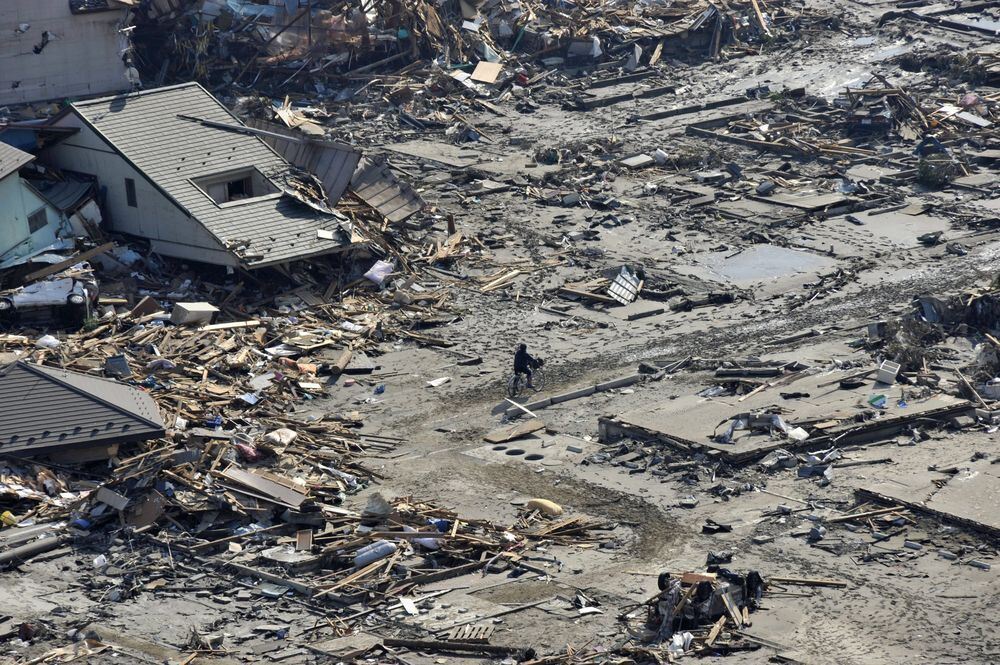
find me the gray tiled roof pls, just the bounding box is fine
[0,141,34,181]
[69,83,349,267]
[0,361,165,456]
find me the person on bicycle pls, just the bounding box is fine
[514,343,539,388]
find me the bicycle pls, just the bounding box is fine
[506,359,545,399]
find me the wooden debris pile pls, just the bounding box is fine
[67,493,615,630]
[130,0,808,95]
[0,250,463,421]
[696,76,996,166]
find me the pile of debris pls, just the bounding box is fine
[131,0,812,96]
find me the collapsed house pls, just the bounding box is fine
[0,0,138,107]
[0,360,165,461]
[0,143,74,268]
[41,83,357,268]
[0,140,103,323]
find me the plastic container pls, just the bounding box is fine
[876,360,901,385]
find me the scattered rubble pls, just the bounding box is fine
[2,0,1000,663]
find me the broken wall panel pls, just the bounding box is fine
[245,118,361,205]
[350,156,425,223]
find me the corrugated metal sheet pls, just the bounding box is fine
[350,156,425,223]
[0,361,165,456]
[26,177,93,212]
[69,83,350,267]
[0,142,34,181]
[245,119,361,205]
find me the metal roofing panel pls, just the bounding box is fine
[350,156,425,223]
[26,178,93,212]
[0,361,165,456]
[69,83,351,267]
[245,118,361,205]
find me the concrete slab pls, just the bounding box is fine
[599,369,967,462]
[828,207,954,248]
[860,459,1000,536]
[464,432,590,467]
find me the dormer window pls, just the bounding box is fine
[191,167,280,207]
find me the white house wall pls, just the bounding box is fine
[43,114,236,266]
[0,2,133,107]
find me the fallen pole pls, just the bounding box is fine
[0,536,65,568]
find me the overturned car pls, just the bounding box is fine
[0,262,98,326]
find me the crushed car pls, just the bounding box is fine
[0,262,99,326]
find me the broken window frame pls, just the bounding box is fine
[190,167,282,208]
[27,208,48,234]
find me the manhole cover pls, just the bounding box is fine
[505,448,526,456]
[524,454,544,461]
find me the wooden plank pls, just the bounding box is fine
[720,591,743,628]
[189,524,288,552]
[504,398,538,418]
[705,615,727,646]
[435,598,551,634]
[750,0,772,36]
[470,61,503,84]
[483,418,545,443]
[559,287,618,304]
[23,242,115,283]
[673,583,697,614]
[825,507,903,524]
[481,270,522,293]
[649,39,664,67]
[218,466,307,508]
[226,562,316,596]
[312,559,384,598]
[404,560,486,586]
[197,320,261,332]
[768,576,848,588]
[956,369,989,408]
